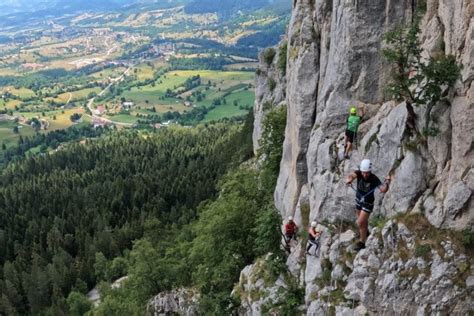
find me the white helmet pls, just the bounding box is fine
[288,216,293,221]
[311,221,317,228]
[360,159,372,172]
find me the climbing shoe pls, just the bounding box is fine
[353,241,366,252]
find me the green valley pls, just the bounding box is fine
[0,0,289,161]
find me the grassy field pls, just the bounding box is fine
[90,66,127,79]
[0,68,20,76]
[105,113,139,124]
[114,69,254,119]
[0,99,22,110]
[202,90,254,122]
[48,87,101,104]
[45,107,86,130]
[1,86,36,99]
[16,107,85,131]
[0,120,35,148]
[134,63,156,80]
[168,70,253,83]
[224,62,258,70]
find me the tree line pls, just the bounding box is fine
[0,119,253,315]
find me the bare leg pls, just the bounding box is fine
[357,211,370,243]
[346,142,353,156]
[344,135,349,156]
[355,209,360,222]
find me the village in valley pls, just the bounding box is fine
[0,1,288,160]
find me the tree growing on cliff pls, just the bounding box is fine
[382,15,461,136]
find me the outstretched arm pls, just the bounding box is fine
[346,171,357,185]
[379,176,391,193]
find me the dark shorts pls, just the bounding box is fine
[355,199,374,213]
[345,129,356,143]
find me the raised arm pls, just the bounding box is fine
[345,171,358,185]
[379,176,391,193]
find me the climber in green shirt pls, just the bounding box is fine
[344,106,362,159]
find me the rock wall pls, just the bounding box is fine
[252,43,287,154]
[235,217,473,315]
[251,0,474,230]
[146,288,199,316]
[244,0,474,314]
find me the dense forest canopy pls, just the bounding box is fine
[0,118,253,315]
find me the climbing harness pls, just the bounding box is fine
[306,236,321,256]
[279,227,292,253]
[348,183,378,204]
[279,224,297,254]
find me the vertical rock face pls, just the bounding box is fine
[254,0,473,229]
[236,218,473,315]
[245,0,473,314]
[274,0,319,216]
[276,0,413,219]
[252,43,287,154]
[146,288,199,316]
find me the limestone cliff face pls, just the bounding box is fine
[253,43,287,154]
[252,0,473,231]
[235,218,473,315]
[244,0,474,314]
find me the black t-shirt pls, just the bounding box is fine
[355,170,382,203]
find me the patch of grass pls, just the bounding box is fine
[414,244,431,260]
[202,90,254,122]
[55,87,101,103]
[263,48,276,65]
[316,259,333,288]
[340,249,354,269]
[289,46,299,60]
[267,78,276,92]
[105,114,138,124]
[398,213,474,260]
[370,214,388,230]
[329,288,346,305]
[2,86,35,99]
[262,101,273,111]
[0,121,36,150]
[268,275,304,316]
[262,253,286,286]
[397,240,411,261]
[365,132,379,153]
[249,288,262,301]
[462,230,474,249]
[398,267,421,281]
[277,42,287,76]
[328,306,336,316]
[404,136,422,152]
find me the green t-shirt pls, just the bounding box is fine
[347,115,361,132]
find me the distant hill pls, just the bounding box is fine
[0,0,142,16]
[184,0,291,16]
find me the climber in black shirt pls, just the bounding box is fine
[346,159,391,251]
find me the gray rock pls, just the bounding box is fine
[397,223,415,249]
[331,264,345,281]
[430,252,449,281]
[340,230,356,244]
[245,0,474,314]
[146,288,199,316]
[307,299,325,315]
[443,181,472,220]
[252,42,287,154]
[466,276,474,289]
